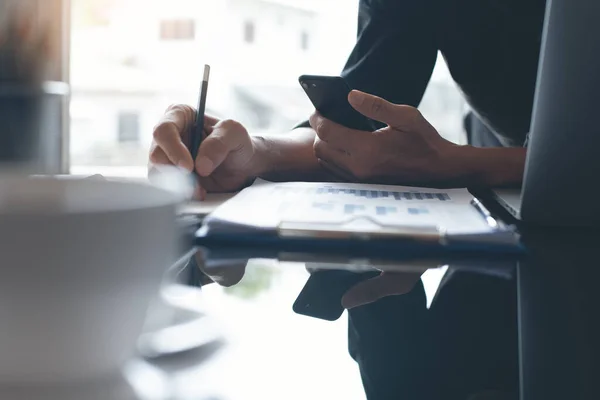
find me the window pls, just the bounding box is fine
[117,112,140,143]
[160,19,195,40]
[300,30,310,51]
[277,13,285,26]
[243,20,255,44]
[69,0,465,177]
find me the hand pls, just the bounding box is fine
[342,271,423,309]
[149,105,259,198]
[194,250,247,287]
[310,90,465,187]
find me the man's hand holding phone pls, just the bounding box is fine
[299,75,471,187]
[292,269,423,321]
[341,271,423,309]
[309,89,465,187]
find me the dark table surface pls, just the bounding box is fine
[182,204,600,400]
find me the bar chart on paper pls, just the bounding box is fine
[267,183,476,230]
[201,181,521,247]
[276,185,451,201]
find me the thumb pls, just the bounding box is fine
[342,272,421,309]
[341,273,389,309]
[348,90,412,128]
[195,124,240,176]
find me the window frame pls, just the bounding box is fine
[48,0,72,174]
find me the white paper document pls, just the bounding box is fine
[202,181,517,244]
[178,178,271,216]
[178,192,238,216]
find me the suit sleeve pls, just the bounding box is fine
[295,0,438,130]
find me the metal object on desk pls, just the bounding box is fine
[0,82,69,174]
[0,3,68,174]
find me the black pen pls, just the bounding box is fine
[189,64,211,165]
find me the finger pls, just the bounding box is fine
[200,115,219,140]
[195,120,246,176]
[309,112,364,149]
[152,123,193,171]
[152,105,196,170]
[342,273,386,309]
[204,114,220,129]
[342,272,421,309]
[149,145,171,166]
[191,183,204,201]
[163,104,196,145]
[313,137,352,172]
[348,90,417,129]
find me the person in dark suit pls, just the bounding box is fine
[153,0,548,398]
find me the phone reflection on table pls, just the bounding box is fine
[193,247,518,322]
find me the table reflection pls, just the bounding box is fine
[175,209,600,399]
[518,228,600,400]
[188,247,520,400]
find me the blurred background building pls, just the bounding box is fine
[70,0,466,176]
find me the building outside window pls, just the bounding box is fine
[300,30,309,51]
[243,20,255,44]
[160,19,195,40]
[69,0,465,181]
[117,111,140,143]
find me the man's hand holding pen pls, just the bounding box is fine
[149,65,260,199]
[149,104,259,200]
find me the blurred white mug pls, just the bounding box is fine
[0,176,180,384]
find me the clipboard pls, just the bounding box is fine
[194,223,524,257]
[193,181,524,254]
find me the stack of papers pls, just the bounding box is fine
[200,180,519,246]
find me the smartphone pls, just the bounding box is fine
[299,75,379,132]
[292,269,381,321]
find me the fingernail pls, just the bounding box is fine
[178,160,192,171]
[348,90,364,106]
[196,156,214,176]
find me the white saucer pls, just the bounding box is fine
[0,285,224,400]
[0,373,139,400]
[138,284,224,360]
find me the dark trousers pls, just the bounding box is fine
[348,272,518,400]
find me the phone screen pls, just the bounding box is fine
[299,75,379,132]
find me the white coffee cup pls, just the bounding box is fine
[0,176,181,384]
